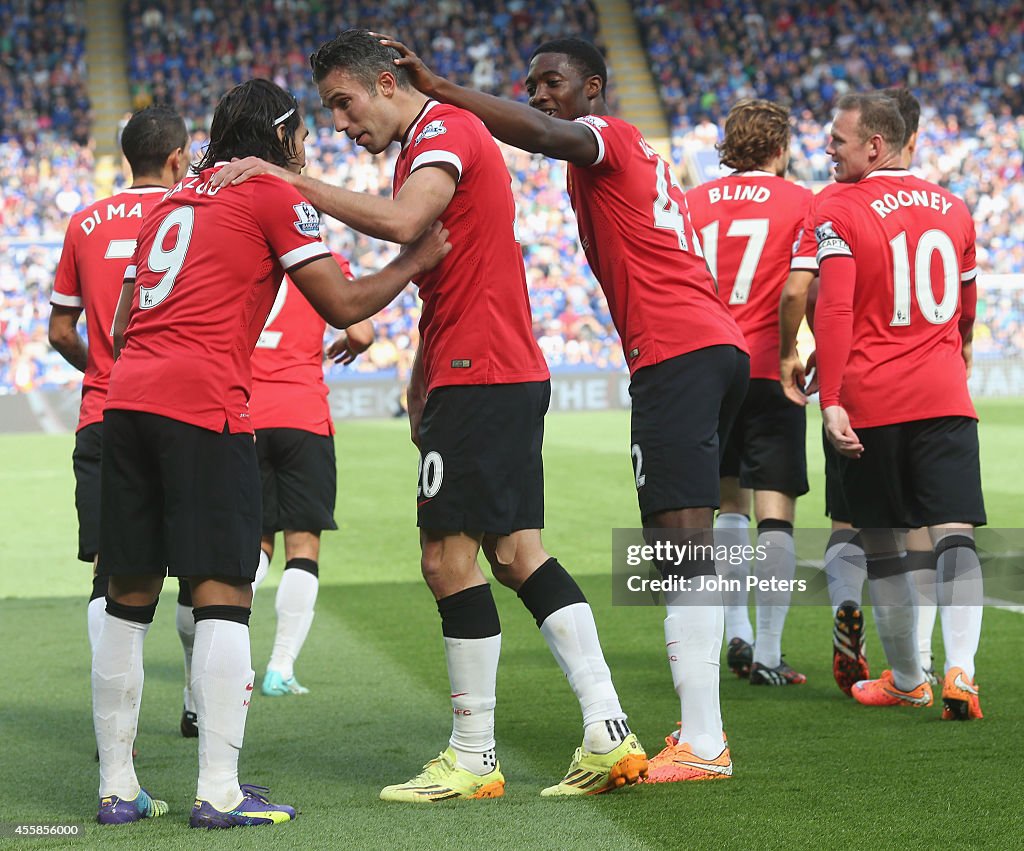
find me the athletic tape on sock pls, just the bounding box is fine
[105,597,158,624]
[193,605,251,626]
[177,578,193,608]
[284,557,319,577]
[437,584,501,639]
[90,574,108,603]
[517,558,587,627]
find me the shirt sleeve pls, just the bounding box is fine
[407,109,478,183]
[573,114,627,172]
[252,177,333,273]
[813,196,855,265]
[51,219,83,307]
[816,254,857,410]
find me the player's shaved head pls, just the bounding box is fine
[718,99,791,172]
[879,87,921,146]
[837,92,905,153]
[197,79,302,171]
[310,29,412,93]
[531,38,608,97]
[120,106,188,177]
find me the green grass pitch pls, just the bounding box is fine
[1,403,1022,849]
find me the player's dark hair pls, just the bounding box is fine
[530,38,607,97]
[195,79,302,172]
[879,87,921,146]
[837,92,905,152]
[120,106,188,177]
[310,29,412,92]
[718,99,791,172]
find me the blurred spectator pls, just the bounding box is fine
[3,0,1024,395]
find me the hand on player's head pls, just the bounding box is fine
[209,156,286,188]
[372,34,440,97]
[401,221,452,274]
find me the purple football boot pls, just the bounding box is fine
[189,784,296,829]
[97,788,168,824]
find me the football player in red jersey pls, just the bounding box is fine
[212,30,646,801]
[92,78,449,829]
[48,106,189,656]
[381,35,748,782]
[49,106,204,751]
[814,93,984,720]
[782,89,947,696]
[686,100,812,687]
[249,254,374,698]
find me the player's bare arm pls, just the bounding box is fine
[325,319,375,365]
[111,280,134,360]
[778,269,815,405]
[47,306,88,373]
[213,159,455,244]
[291,222,450,328]
[379,36,599,166]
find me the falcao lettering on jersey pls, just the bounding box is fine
[164,175,224,202]
[80,201,146,236]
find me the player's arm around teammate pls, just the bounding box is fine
[381,34,751,782]
[95,80,448,831]
[221,31,649,801]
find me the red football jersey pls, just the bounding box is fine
[249,253,354,436]
[791,182,846,273]
[686,172,812,380]
[814,169,977,427]
[106,168,332,433]
[50,187,166,430]
[567,114,746,375]
[394,101,549,393]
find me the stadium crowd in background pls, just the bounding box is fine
[2,0,1024,395]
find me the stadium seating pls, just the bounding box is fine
[2,1,1023,392]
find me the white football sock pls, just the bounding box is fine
[252,549,271,591]
[176,602,196,712]
[193,619,253,811]
[936,540,983,679]
[664,596,724,761]
[906,553,937,670]
[867,571,920,692]
[538,602,625,750]
[714,513,753,644]
[267,568,318,680]
[87,596,105,653]
[444,634,501,775]
[92,611,148,799]
[752,528,796,668]
[825,533,867,612]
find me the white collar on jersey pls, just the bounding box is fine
[863,168,911,180]
[402,100,441,151]
[729,169,776,177]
